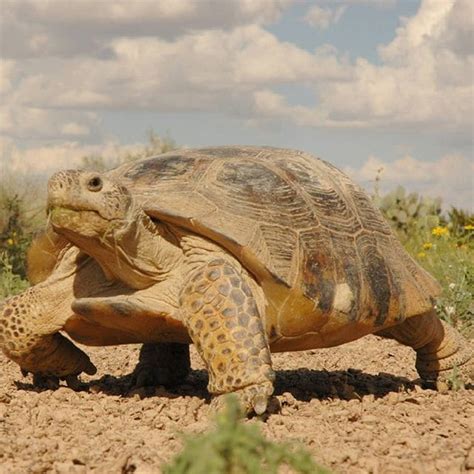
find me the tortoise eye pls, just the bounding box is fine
[87,176,103,192]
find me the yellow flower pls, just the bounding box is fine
[417,251,426,258]
[431,226,448,237]
[423,242,433,250]
[464,224,474,231]
[7,238,14,246]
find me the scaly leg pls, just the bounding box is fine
[180,257,275,415]
[0,247,100,379]
[376,310,473,386]
[71,284,191,387]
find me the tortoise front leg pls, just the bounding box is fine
[71,285,192,387]
[0,289,96,378]
[0,247,114,380]
[180,258,275,415]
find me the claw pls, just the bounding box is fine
[64,374,83,391]
[252,395,268,415]
[83,359,97,376]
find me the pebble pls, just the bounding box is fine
[465,448,474,469]
[386,392,399,405]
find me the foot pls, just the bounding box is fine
[210,380,274,415]
[29,372,87,391]
[419,348,474,390]
[417,324,473,389]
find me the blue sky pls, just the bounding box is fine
[0,0,472,209]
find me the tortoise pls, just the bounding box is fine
[0,146,472,414]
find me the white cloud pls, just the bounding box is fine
[1,0,292,58]
[0,137,147,175]
[255,0,473,130]
[343,0,395,6]
[0,60,16,95]
[60,122,91,137]
[0,102,100,141]
[2,25,350,141]
[346,154,474,211]
[0,0,472,144]
[304,5,346,29]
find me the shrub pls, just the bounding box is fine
[401,223,474,332]
[0,194,36,279]
[372,184,474,333]
[163,396,329,474]
[373,185,442,238]
[81,130,178,171]
[0,251,29,299]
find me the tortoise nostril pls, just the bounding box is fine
[87,176,103,192]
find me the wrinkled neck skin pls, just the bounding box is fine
[56,206,184,290]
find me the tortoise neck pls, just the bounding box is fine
[96,210,184,289]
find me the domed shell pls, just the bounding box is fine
[110,146,440,329]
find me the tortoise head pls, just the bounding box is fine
[48,170,134,239]
[47,169,180,289]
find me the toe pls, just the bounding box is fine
[211,381,274,416]
[32,374,60,390]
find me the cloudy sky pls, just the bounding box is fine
[1,0,472,209]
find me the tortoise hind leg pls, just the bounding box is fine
[131,343,190,388]
[376,310,473,387]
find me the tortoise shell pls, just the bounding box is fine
[109,146,440,344]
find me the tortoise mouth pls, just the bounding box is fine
[49,205,102,221]
[49,206,115,236]
[48,204,120,221]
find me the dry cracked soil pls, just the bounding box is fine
[0,335,473,474]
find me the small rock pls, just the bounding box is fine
[435,458,462,472]
[52,386,71,400]
[361,414,378,424]
[386,392,399,405]
[88,384,102,394]
[465,448,474,469]
[53,461,87,474]
[281,392,298,406]
[436,381,449,393]
[127,387,148,399]
[414,384,424,393]
[347,398,361,406]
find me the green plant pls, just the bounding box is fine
[446,207,474,248]
[372,182,473,334]
[0,252,29,299]
[401,224,474,333]
[444,364,465,391]
[373,185,442,237]
[163,396,329,474]
[0,194,35,278]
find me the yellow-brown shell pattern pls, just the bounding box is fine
[111,146,440,328]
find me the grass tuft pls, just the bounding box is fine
[162,395,329,474]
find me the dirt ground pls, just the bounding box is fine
[0,335,473,474]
